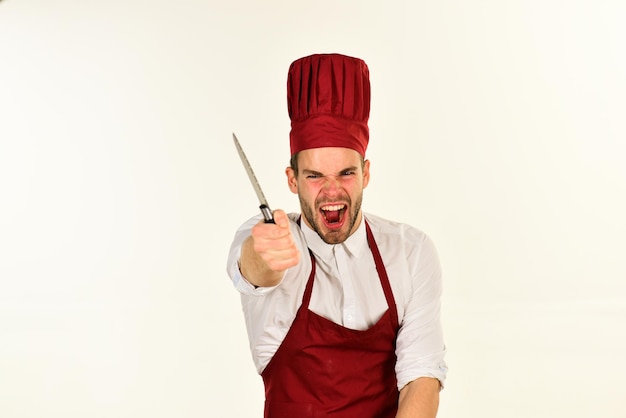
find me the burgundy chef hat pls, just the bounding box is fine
[287,53,371,157]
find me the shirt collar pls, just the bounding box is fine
[300,215,367,259]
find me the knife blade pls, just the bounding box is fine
[232,133,275,223]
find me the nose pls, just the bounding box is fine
[322,175,342,194]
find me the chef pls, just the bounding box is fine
[227,53,447,418]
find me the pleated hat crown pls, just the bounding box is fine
[287,53,370,157]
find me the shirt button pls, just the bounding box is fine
[347,315,353,321]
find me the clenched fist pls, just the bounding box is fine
[240,210,300,287]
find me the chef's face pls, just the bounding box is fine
[286,147,370,245]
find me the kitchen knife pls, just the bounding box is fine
[232,133,275,223]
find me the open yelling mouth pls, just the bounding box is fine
[320,204,347,229]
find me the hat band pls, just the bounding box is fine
[289,114,369,156]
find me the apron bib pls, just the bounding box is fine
[261,220,400,417]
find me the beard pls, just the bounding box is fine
[299,192,364,245]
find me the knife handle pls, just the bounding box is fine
[260,204,275,224]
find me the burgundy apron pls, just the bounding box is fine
[261,220,400,417]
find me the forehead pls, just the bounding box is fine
[297,147,363,171]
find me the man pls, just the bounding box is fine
[227,53,447,418]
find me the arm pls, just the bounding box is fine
[394,231,447,417]
[396,377,440,418]
[239,209,300,287]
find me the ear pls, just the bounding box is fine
[362,159,371,189]
[285,167,298,194]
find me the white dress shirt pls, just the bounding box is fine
[227,212,448,390]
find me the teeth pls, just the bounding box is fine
[321,204,345,211]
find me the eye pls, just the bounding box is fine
[306,174,321,179]
[341,170,356,176]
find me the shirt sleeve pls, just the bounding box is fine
[395,232,448,390]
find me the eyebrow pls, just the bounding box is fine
[302,166,359,176]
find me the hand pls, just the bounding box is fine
[241,210,300,286]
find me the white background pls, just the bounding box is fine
[1,0,625,417]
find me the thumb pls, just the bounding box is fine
[272,209,290,228]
